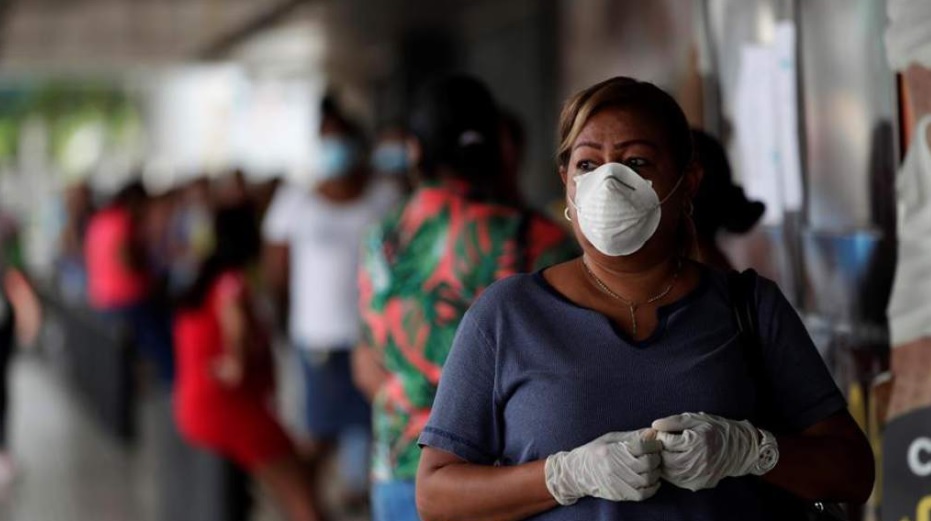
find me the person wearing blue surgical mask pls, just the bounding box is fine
[263,96,402,516]
[319,135,360,181]
[370,125,414,194]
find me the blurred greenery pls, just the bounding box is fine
[0,82,141,170]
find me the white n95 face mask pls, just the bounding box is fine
[569,162,683,256]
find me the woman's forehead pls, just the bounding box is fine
[574,106,665,148]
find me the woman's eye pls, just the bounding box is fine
[625,157,649,170]
[576,160,598,172]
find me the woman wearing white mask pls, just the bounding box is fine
[415,77,873,521]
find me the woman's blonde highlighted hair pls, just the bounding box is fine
[557,77,694,172]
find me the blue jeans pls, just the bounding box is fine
[372,480,420,521]
[297,349,370,438]
[297,348,371,494]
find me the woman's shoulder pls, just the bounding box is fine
[701,266,792,317]
[467,273,549,322]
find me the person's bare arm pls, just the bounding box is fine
[262,243,289,330]
[763,410,874,503]
[3,269,42,346]
[351,342,388,402]
[263,243,289,295]
[416,447,557,521]
[215,286,249,387]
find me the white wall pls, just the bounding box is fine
[143,65,325,188]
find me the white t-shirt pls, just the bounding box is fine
[263,179,401,350]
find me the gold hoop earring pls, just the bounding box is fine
[564,207,572,222]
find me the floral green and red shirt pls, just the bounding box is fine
[358,180,579,481]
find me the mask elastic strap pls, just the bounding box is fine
[657,174,686,206]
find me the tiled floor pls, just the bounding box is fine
[0,354,369,521]
[0,354,157,521]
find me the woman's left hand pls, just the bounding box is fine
[651,412,777,492]
[211,354,245,388]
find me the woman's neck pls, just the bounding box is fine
[583,251,683,304]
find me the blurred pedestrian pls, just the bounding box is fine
[0,207,40,489]
[690,129,765,271]
[354,74,578,521]
[263,96,401,513]
[168,177,214,296]
[174,207,321,521]
[141,188,179,293]
[56,181,94,302]
[85,181,174,383]
[370,124,414,194]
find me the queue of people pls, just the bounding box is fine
[43,72,872,521]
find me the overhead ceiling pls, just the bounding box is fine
[0,0,306,71]
[0,0,496,74]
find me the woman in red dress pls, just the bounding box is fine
[174,207,321,521]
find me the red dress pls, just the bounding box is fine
[173,271,292,470]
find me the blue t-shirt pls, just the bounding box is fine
[419,267,847,521]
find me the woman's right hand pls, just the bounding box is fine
[544,429,662,505]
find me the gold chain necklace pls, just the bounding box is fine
[581,258,683,337]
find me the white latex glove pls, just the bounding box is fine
[544,429,663,505]
[652,412,777,492]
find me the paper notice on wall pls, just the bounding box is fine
[734,45,782,225]
[732,21,806,224]
[773,21,804,212]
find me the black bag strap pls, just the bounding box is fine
[726,270,759,342]
[726,270,846,521]
[726,269,770,423]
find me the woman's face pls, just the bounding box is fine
[561,105,699,262]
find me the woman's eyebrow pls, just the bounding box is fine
[572,141,602,151]
[572,139,659,151]
[613,139,658,150]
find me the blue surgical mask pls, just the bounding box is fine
[318,137,358,180]
[371,143,409,175]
